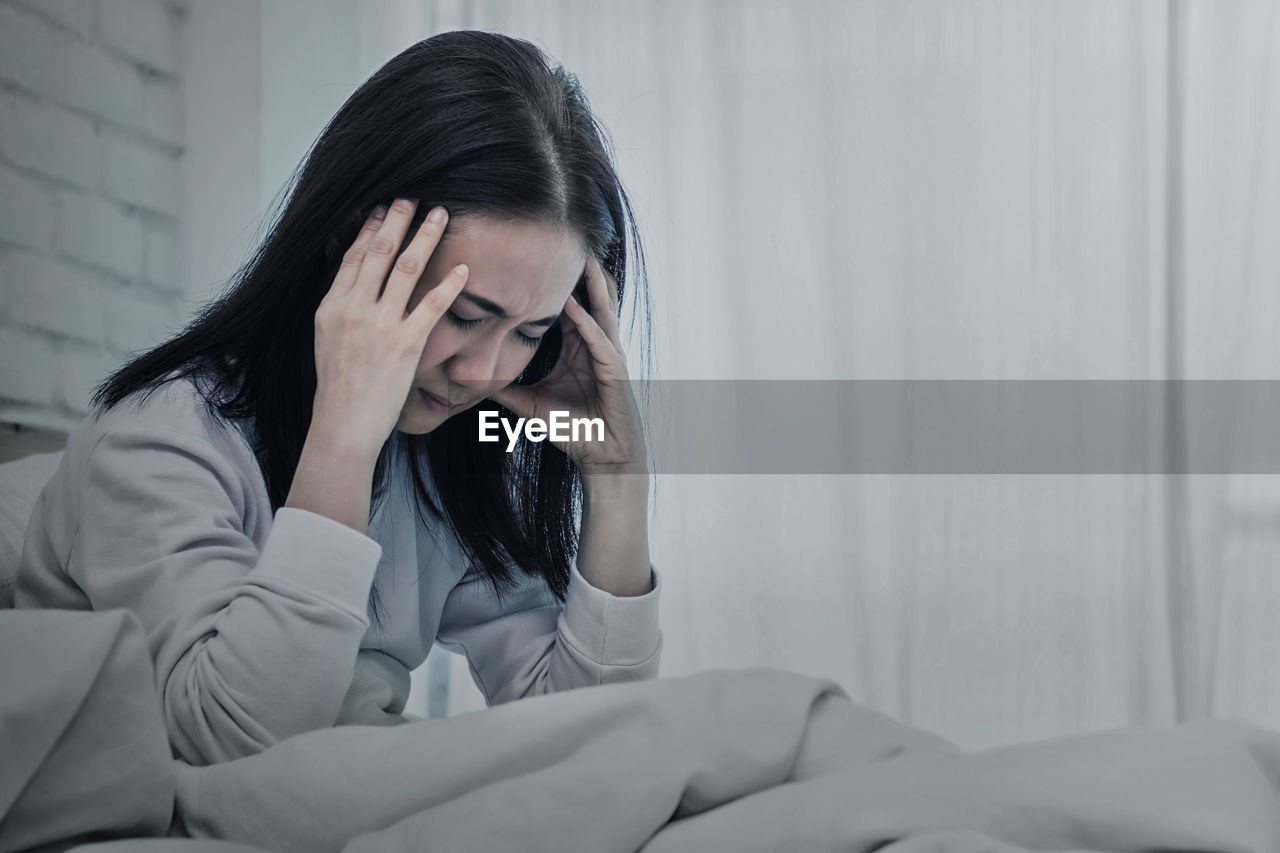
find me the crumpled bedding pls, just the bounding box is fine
[0,609,174,853]
[4,608,1280,853]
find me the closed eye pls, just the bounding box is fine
[445,311,482,330]
[514,329,544,348]
[447,311,543,348]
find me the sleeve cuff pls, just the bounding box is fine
[559,560,662,665]
[252,506,383,619]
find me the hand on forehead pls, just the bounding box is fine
[421,215,588,322]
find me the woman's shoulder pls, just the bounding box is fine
[66,372,257,475]
[23,373,267,577]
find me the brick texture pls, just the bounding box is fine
[0,0,187,427]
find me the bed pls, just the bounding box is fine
[0,422,66,609]
[3,430,1280,852]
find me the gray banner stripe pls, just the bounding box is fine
[593,380,1278,474]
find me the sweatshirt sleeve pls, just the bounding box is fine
[434,559,662,705]
[65,426,383,765]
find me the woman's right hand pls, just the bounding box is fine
[310,198,468,459]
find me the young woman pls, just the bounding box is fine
[17,31,661,766]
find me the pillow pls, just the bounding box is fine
[0,452,63,608]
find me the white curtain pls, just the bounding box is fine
[1181,0,1280,727]
[246,0,1278,747]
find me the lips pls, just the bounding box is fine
[418,388,452,411]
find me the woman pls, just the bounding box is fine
[16,30,661,766]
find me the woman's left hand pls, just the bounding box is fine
[488,256,647,477]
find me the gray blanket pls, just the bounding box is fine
[5,609,1280,853]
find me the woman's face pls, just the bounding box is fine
[395,215,587,434]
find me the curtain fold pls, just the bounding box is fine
[449,0,1182,747]
[1182,0,1280,727]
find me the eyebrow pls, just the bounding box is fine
[459,291,561,327]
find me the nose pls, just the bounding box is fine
[443,333,505,393]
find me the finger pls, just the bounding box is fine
[353,197,418,300]
[329,204,388,298]
[585,256,623,350]
[408,263,469,334]
[381,206,449,314]
[488,383,539,420]
[563,293,624,377]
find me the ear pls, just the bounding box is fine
[574,270,591,312]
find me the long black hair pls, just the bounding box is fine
[94,30,649,604]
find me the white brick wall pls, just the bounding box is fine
[98,0,180,75]
[0,164,56,252]
[0,0,187,432]
[4,251,107,343]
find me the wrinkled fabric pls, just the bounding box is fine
[179,668,1280,853]
[0,609,173,853]
[68,843,270,853]
[6,608,1280,853]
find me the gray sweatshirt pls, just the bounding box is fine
[16,377,662,766]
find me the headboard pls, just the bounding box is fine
[0,422,69,608]
[0,422,69,463]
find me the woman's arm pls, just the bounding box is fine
[432,471,663,704]
[444,256,662,701]
[20,201,470,765]
[577,473,653,598]
[288,199,466,533]
[54,419,384,765]
[435,556,662,704]
[491,256,657,600]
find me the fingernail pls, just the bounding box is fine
[428,206,446,223]
[454,263,469,277]
[371,204,388,221]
